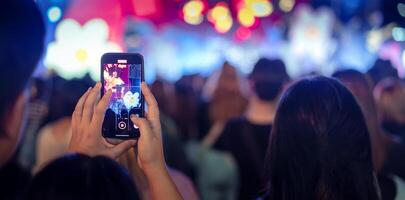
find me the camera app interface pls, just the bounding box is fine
[103,60,142,137]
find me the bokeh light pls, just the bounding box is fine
[183,0,204,25]
[47,6,62,22]
[247,0,273,17]
[208,3,233,33]
[236,27,252,40]
[238,7,255,27]
[279,0,295,12]
[398,3,405,17]
[392,27,405,42]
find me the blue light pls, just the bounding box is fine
[47,6,62,23]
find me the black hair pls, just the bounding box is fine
[249,58,290,101]
[25,154,140,200]
[263,76,379,200]
[0,0,45,130]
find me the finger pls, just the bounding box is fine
[72,88,92,136]
[110,140,137,159]
[82,82,102,125]
[91,90,112,126]
[141,82,159,119]
[131,114,155,141]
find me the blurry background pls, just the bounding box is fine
[34,0,405,82]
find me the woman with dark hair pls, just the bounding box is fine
[26,154,140,200]
[262,76,380,200]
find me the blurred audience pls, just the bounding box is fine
[212,58,290,200]
[200,62,248,146]
[33,78,92,172]
[0,1,45,199]
[333,69,405,200]
[367,59,398,86]
[374,78,405,141]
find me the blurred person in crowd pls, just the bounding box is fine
[0,1,46,199]
[212,58,290,200]
[172,75,200,140]
[200,62,248,146]
[262,76,379,200]
[333,69,405,200]
[0,1,182,200]
[151,79,195,180]
[188,62,247,200]
[367,59,398,86]
[17,78,50,170]
[374,78,405,141]
[33,78,92,172]
[26,154,140,200]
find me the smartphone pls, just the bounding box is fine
[101,53,144,139]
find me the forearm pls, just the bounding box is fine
[144,165,183,200]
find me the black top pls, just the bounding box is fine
[0,161,31,200]
[213,117,272,200]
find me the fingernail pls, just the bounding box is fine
[88,87,92,91]
[96,82,102,88]
[130,114,136,119]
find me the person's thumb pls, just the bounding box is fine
[130,115,154,141]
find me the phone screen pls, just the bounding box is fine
[102,56,143,139]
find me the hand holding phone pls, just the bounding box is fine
[68,82,136,159]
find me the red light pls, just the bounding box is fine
[236,27,251,41]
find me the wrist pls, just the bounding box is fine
[142,162,169,180]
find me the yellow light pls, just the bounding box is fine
[210,4,230,22]
[184,14,204,25]
[279,0,295,12]
[238,8,255,27]
[215,17,233,33]
[75,48,88,63]
[183,0,204,17]
[247,0,273,17]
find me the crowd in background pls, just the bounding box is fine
[3,0,405,200]
[9,55,405,200]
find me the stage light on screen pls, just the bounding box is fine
[392,27,405,42]
[238,7,255,27]
[279,0,295,12]
[47,6,62,22]
[183,0,204,25]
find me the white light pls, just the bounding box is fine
[47,6,62,22]
[392,27,405,42]
[45,18,122,80]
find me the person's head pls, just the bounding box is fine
[0,0,45,167]
[332,69,386,171]
[209,62,247,123]
[367,59,398,86]
[248,58,290,102]
[264,76,379,200]
[26,154,139,200]
[374,77,405,125]
[47,78,93,122]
